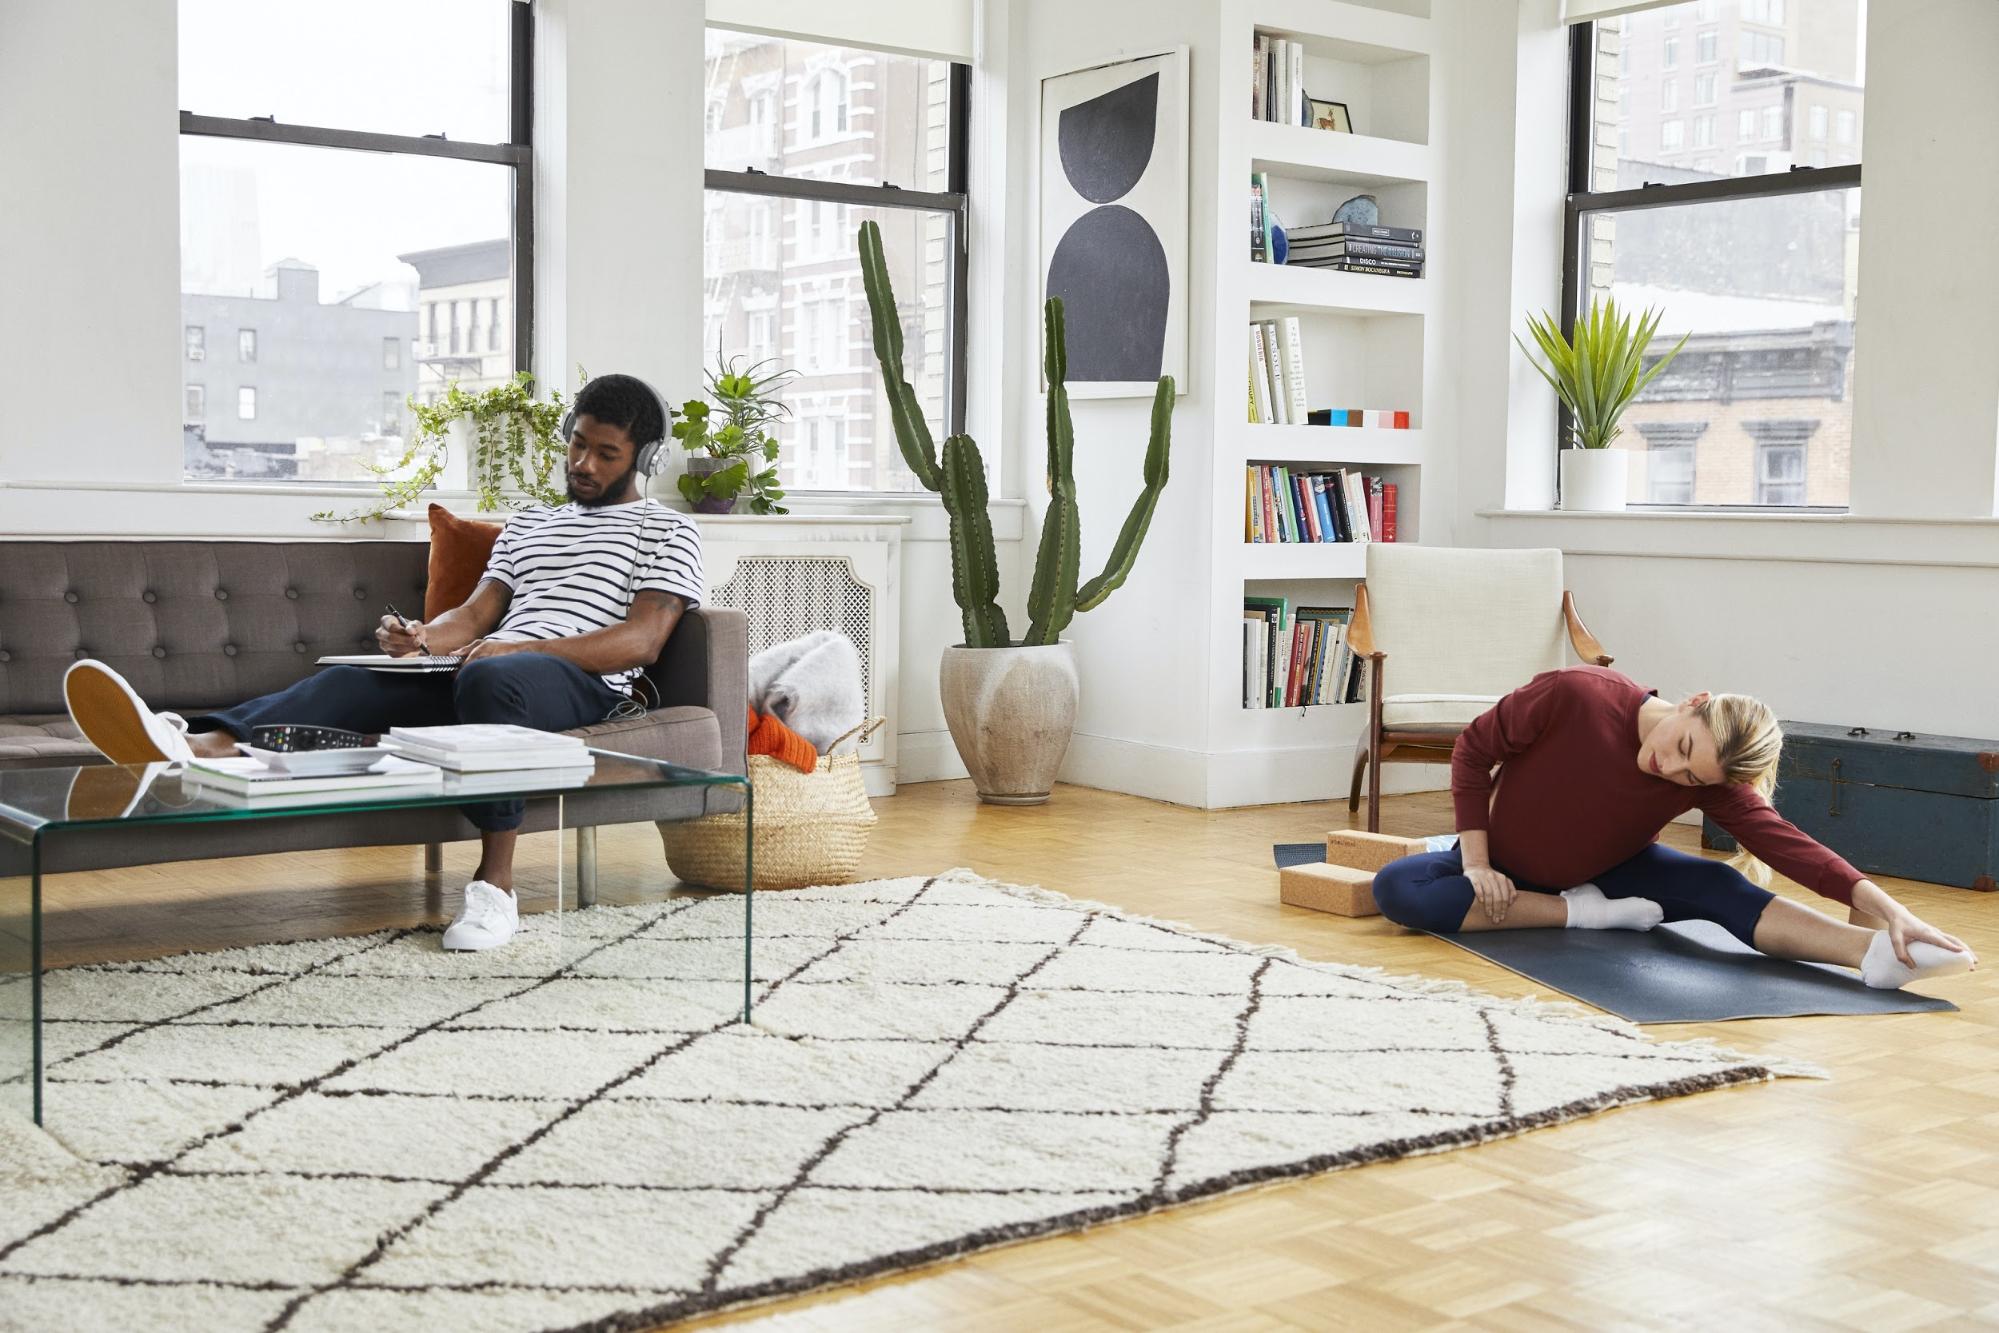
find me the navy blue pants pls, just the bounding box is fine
[185,657,623,832]
[1371,842,1777,946]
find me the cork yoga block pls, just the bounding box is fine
[1324,829,1428,873]
[1279,862,1379,917]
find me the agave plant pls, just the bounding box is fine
[1516,297,1690,450]
[858,220,1173,648]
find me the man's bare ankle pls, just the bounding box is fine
[190,732,238,758]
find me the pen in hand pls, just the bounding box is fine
[384,602,429,655]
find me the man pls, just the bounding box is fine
[62,373,704,952]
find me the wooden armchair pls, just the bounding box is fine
[1346,545,1613,832]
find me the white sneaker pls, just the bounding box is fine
[443,880,518,951]
[63,659,198,765]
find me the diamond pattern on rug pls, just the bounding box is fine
[2,869,1812,1331]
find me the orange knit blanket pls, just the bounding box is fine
[746,706,819,773]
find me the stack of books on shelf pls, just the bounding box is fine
[1284,223,1425,279]
[383,724,597,791]
[1246,465,1398,544]
[1251,34,1309,126]
[183,754,444,808]
[1243,598,1369,709]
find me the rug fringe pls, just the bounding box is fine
[942,867,1828,1081]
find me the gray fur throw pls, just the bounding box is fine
[748,630,866,755]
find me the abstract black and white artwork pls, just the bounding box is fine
[1040,47,1189,397]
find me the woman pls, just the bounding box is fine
[1371,665,1977,990]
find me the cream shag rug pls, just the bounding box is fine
[1,869,1816,1331]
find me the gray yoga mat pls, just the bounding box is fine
[1428,919,1959,1023]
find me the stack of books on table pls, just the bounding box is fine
[385,724,595,771]
[1284,223,1425,278]
[183,755,444,808]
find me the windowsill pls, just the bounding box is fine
[1474,507,1999,569]
[1479,507,1999,527]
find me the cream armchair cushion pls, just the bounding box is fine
[1381,692,1503,729]
[1364,545,1568,700]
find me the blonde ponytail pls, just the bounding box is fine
[1693,693,1783,886]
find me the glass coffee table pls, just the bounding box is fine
[0,749,751,1126]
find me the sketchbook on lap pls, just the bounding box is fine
[316,654,465,672]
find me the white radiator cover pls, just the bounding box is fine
[696,514,908,796]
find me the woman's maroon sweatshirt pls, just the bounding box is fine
[1449,665,1863,903]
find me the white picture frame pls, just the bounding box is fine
[1039,45,1190,399]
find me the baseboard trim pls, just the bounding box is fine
[892,729,1451,811]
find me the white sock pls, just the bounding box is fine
[1859,930,1974,990]
[1561,882,1664,931]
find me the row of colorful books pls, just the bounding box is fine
[1247,466,1398,544]
[1243,599,1367,709]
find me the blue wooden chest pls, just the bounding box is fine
[1702,722,1999,892]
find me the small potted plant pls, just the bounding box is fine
[313,371,569,523]
[673,354,795,515]
[1517,296,1688,511]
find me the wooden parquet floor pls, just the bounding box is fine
[34,780,1999,1330]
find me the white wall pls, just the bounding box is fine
[1002,0,1222,804]
[1450,0,1999,740]
[0,0,181,489]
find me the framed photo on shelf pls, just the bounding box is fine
[1307,98,1352,133]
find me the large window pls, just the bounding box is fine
[177,1,529,484]
[704,28,970,495]
[1563,1,1863,509]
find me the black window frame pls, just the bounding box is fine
[177,2,534,378]
[704,41,973,445]
[1560,17,1860,512]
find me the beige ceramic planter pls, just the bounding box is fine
[939,641,1078,805]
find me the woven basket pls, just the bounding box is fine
[658,718,883,891]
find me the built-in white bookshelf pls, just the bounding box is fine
[1212,0,1437,762]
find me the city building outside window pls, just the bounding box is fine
[1663,36,1679,68]
[703,28,970,494]
[186,326,205,361]
[178,1,527,484]
[1565,0,1862,510]
[185,385,206,422]
[1696,29,1717,63]
[1835,109,1855,144]
[1695,72,1716,105]
[1662,79,1678,112]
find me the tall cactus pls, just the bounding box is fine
[858,220,1173,647]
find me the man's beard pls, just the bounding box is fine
[567,459,640,508]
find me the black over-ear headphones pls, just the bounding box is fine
[560,375,676,477]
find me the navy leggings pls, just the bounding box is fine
[1372,841,1777,946]
[185,657,623,832]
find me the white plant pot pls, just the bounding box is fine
[1560,448,1629,512]
[938,640,1078,805]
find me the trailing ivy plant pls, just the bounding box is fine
[312,372,571,523]
[672,353,796,515]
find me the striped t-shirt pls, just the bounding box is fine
[480,498,705,694]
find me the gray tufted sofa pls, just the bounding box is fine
[0,539,747,903]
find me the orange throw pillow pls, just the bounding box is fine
[424,503,504,620]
